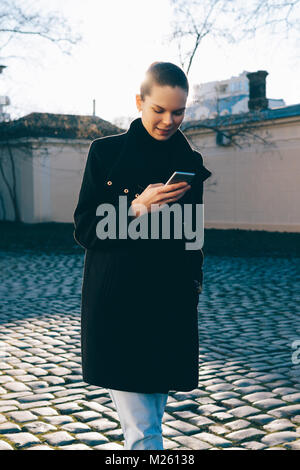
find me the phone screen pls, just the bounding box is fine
[165,171,195,185]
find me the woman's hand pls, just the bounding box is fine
[130,181,191,217]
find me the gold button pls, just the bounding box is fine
[123,188,129,193]
[135,193,139,198]
[107,180,112,186]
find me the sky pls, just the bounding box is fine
[1,0,299,124]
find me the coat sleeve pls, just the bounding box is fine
[73,141,135,250]
[184,150,212,290]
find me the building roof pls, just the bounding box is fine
[181,103,300,131]
[0,112,124,140]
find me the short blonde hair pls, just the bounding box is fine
[140,62,189,100]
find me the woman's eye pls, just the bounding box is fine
[153,109,184,116]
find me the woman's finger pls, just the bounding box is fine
[165,181,190,190]
[148,183,164,188]
[160,182,190,194]
[157,186,190,202]
[160,185,190,197]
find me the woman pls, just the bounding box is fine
[73,62,211,450]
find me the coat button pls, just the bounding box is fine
[123,188,129,193]
[107,180,112,186]
[135,193,139,198]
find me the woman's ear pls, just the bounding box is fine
[135,94,142,112]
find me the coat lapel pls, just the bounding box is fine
[105,123,202,192]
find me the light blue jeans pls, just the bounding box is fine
[108,388,169,450]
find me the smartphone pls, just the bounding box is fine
[165,171,195,186]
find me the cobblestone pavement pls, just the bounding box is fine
[0,250,300,450]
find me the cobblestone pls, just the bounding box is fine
[0,250,299,450]
[243,392,277,402]
[208,425,228,435]
[61,422,90,433]
[54,402,83,414]
[162,423,182,437]
[87,418,119,432]
[43,431,76,446]
[6,432,41,448]
[283,440,300,450]
[2,381,31,392]
[165,399,199,411]
[241,441,267,450]
[43,415,74,425]
[225,419,251,431]
[226,427,266,442]
[23,421,57,434]
[165,419,201,435]
[93,442,124,450]
[246,414,275,425]
[57,443,92,450]
[263,418,297,432]
[281,393,300,403]
[269,405,300,418]
[172,435,212,449]
[6,410,37,423]
[72,410,101,422]
[75,431,108,445]
[229,406,262,418]
[261,431,300,446]
[253,398,287,409]
[192,432,232,448]
[0,440,14,450]
[0,421,22,433]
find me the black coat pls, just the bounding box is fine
[73,120,211,393]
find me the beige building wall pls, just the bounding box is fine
[1,116,299,232]
[185,115,300,232]
[0,140,34,222]
[0,138,90,223]
[31,139,89,223]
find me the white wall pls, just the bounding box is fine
[186,116,300,232]
[0,141,34,222]
[31,139,89,223]
[0,138,90,223]
[2,116,299,232]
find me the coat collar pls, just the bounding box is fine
[106,118,208,190]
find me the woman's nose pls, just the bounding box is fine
[162,114,173,126]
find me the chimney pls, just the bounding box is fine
[246,70,269,111]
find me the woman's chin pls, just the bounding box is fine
[153,130,173,141]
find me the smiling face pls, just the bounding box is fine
[136,84,188,141]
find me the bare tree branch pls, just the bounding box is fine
[0,142,21,221]
[0,191,6,220]
[184,112,277,150]
[169,0,300,75]
[169,0,235,74]
[235,0,300,38]
[0,0,81,58]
